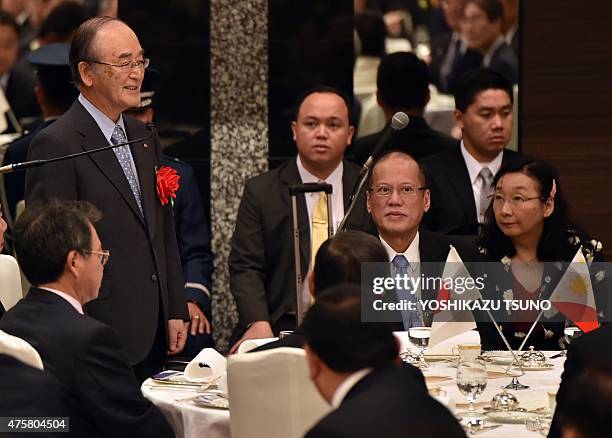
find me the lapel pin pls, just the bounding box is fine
[143,143,149,149]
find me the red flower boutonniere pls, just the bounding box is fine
[156,166,180,206]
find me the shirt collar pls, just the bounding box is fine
[78,94,126,145]
[330,368,372,408]
[38,287,84,314]
[460,139,504,185]
[380,231,420,264]
[296,155,343,186]
[483,35,506,67]
[0,72,9,91]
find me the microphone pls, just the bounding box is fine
[360,111,409,175]
[0,123,156,175]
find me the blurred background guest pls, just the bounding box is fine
[0,10,39,126]
[429,0,482,94]
[461,0,518,85]
[352,51,456,163]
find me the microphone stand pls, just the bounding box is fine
[0,124,156,175]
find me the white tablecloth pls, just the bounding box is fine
[143,353,565,438]
[423,352,565,437]
[142,379,230,438]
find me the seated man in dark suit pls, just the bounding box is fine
[366,150,477,328]
[422,68,521,235]
[252,230,389,352]
[303,284,466,438]
[229,86,374,352]
[548,325,612,438]
[0,200,175,438]
[352,51,457,165]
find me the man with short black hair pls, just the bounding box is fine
[229,86,374,352]
[422,68,521,235]
[252,230,388,352]
[352,52,456,165]
[0,200,175,438]
[303,284,466,438]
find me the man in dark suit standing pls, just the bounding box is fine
[0,200,174,437]
[303,284,466,438]
[366,150,463,328]
[229,87,373,353]
[422,68,520,235]
[351,52,457,166]
[548,325,612,438]
[25,17,188,381]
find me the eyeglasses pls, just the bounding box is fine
[87,58,150,71]
[85,249,111,267]
[490,194,543,209]
[369,184,427,198]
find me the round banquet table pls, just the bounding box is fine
[142,379,230,438]
[142,352,565,438]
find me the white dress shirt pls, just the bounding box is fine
[460,140,503,223]
[296,156,345,308]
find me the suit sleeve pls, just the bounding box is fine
[172,163,214,313]
[75,324,175,438]
[25,129,78,203]
[153,138,189,321]
[229,179,270,325]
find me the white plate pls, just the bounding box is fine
[486,410,539,424]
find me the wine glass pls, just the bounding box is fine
[408,311,434,368]
[456,358,488,417]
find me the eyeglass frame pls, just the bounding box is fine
[489,194,545,209]
[368,184,428,198]
[86,58,150,71]
[84,249,111,267]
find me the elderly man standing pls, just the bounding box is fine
[25,17,188,382]
[229,86,374,352]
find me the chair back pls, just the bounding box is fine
[0,254,22,310]
[227,347,330,438]
[0,329,43,369]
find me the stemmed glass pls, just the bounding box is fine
[408,311,434,368]
[562,320,583,354]
[456,358,488,418]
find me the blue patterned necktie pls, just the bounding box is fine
[111,125,144,216]
[392,254,422,329]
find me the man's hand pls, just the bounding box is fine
[187,301,212,336]
[167,318,189,355]
[229,320,274,354]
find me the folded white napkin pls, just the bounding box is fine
[394,330,481,355]
[184,348,227,383]
[236,337,279,354]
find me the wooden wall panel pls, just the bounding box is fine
[521,0,612,257]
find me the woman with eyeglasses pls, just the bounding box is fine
[476,157,606,350]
